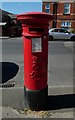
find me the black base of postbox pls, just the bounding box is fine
[24,86,48,111]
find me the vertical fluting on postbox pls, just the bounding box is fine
[17,12,53,110]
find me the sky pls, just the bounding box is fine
[1,1,42,14]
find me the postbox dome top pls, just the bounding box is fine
[17,11,53,21]
[17,11,53,28]
[17,11,52,16]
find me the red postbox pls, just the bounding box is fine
[17,12,53,110]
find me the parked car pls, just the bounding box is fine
[49,28,75,41]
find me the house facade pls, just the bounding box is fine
[0,9,22,36]
[42,0,75,32]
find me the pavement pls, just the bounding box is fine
[1,86,74,119]
[1,106,74,118]
[1,37,75,119]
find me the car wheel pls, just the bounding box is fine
[49,36,53,41]
[70,36,75,41]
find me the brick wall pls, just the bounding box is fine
[42,1,75,31]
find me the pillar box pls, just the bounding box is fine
[17,12,53,110]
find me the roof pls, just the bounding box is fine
[8,14,16,19]
[42,0,75,2]
[0,9,16,19]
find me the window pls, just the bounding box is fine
[61,21,71,27]
[45,4,50,13]
[60,29,67,33]
[53,29,59,32]
[64,3,70,14]
[51,29,59,32]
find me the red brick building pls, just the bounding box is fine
[42,0,75,32]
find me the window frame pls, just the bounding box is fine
[45,3,50,13]
[64,3,70,15]
[61,21,71,28]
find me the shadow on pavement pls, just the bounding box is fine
[0,62,19,84]
[47,94,75,110]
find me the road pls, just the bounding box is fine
[1,37,74,90]
[1,37,75,118]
